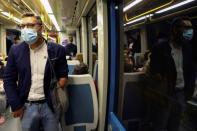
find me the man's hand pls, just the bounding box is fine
[58,78,68,89]
[12,107,25,118]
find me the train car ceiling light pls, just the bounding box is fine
[125,14,153,26]
[1,12,10,17]
[123,0,143,12]
[156,0,195,14]
[0,11,21,23]
[49,14,61,32]
[40,0,53,14]
[13,17,21,23]
[40,0,60,31]
[92,26,98,31]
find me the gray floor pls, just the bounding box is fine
[0,108,21,131]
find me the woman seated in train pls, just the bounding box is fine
[124,55,135,73]
[72,62,89,75]
[136,50,151,72]
[75,53,83,63]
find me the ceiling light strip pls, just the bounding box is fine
[125,14,153,26]
[92,26,98,31]
[124,0,174,22]
[123,0,143,12]
[13,17,21,23]
[40,0,60,31]
[0,10,21,24]
[1,12,10,17]
[49,14,60,31]
[40,0,53,14]
[156,0,195,14]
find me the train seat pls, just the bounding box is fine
[67,60,80,75]
[64,74,98,131]
[121,72,146,129]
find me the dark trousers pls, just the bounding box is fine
[151,91,186,131]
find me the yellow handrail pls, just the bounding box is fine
[125,0,174,22]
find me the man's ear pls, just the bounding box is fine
[38,25,43,34]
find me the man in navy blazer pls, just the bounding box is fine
[149,17,195,131]
[4,13,68,131]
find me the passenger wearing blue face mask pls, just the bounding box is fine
[149,17,195,131]
[3,13,69,131]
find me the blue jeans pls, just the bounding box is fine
[21,102,59,131]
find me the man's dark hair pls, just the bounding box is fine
[171,16,191,39]
[21,12,42,24]
[171,16,191,30]
[69,36,73,43]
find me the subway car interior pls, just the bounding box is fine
[0,0,197,131]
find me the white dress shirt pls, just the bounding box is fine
[171,43,184,89]
[28,42,48,101]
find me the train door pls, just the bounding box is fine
[107,0,126,131]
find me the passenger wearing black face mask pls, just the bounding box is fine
[149,17,195,131]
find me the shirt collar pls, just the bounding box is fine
[170,41,182,51]
[29,41,46,52]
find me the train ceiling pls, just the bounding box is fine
[123,0,197,29]
[0,0,88,33]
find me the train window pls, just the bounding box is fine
[146,21,171,49]
[117,0,197,130]
[87,5,98,75]
[79,25,82,52]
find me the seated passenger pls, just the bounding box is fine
[124,55,135,72]
[136,51,151,72]
[76,53,83,63]
[73,63,89,75]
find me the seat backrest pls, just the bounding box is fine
[67,60,80,74]
[64,74,98,131]
[121,72,145,121]
[67,60,80,65]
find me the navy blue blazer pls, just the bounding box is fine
[150,38,195,99]
[3,41,68,111]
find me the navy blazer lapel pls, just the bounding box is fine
[44,43,51,79]
[23,43,32,92]
[44,43,55,84]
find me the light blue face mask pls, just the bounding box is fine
[21,28,38,45]
[183,29,194,41]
